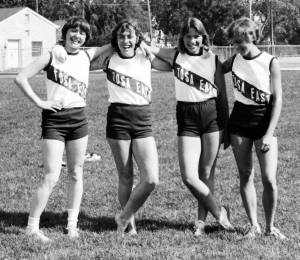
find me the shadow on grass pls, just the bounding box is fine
[0,210,242,235]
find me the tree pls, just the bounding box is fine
[0,0,27,8]
[151,0,247,45]
[81,0,149,45]
[250,0,300,44]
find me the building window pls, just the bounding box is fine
[25,13,30,24]
[32,41,42,57]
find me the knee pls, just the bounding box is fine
[44,173,60,189]
[262,176,277,191]
[239,168,254,184]
[119,171,134,185]
[182,175,196,188]
[199,166,212,180]
[144,178,159,191]
[68,165,83,182]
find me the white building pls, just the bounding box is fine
[0,7,59,71]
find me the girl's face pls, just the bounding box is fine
[233,31,257,57]
[117,27,137,57]
[233,38,253,57]
[65,26,86,53]
[183,28,203,55]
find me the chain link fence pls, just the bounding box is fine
[212,45,300,61]
[1,45,300,72]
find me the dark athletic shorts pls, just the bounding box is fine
[229,101,272,140]
[176,99,222,137]
[106,103,153,140]
[41,107,88,142]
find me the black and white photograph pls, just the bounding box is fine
[0,0,299,259]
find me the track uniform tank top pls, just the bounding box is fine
[45,50,90,108]
[173,52,218,102]
[106,51,152,105]
[231,52,275,106]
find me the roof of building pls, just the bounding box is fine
[0,7,24,22]
[0,7,59,28]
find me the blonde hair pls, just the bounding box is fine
[226,17,260,44]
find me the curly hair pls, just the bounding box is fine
[111,19,144,53]
[178,17,210,54]
[61,16,91,45]
[226,17,260,44]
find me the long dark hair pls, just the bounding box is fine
[178,17,210,54]
[61,16,91,46]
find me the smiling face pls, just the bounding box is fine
[117,26,137,58]
[65,26,87,53]
[183,28,203,55]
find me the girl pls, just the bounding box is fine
[15,17,111,242]
[141,17,233,235]
[223,17,286,239]
[106,19,171,237]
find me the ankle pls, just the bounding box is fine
[67,209,79,229]
[27,216,40,230]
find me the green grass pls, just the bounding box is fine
[0,71,299,259]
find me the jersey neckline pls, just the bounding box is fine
[242,51,262,60]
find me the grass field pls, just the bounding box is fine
[0,71,299,259]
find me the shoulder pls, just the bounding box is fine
[135,49,152,64]
[260,51,278,71]
[222,54,238,73]
[40,51,53,71]
[203,49,215,59]
[78,49,91,61]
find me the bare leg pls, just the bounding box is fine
[26,139,65,242]
[111,137,159,236]
[178,136,232,229]
[231,134,261,237]
[65,135,88,238]
[197,131,222,222]
[29,139,64,219]
[107,138,136,233]
[120,137,159,219]
[254,136,285,239]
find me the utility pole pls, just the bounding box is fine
[270,0,274,54]
[36,0,38,13]
[146,0,152,42]
[249,0,252,20]
[81,0,85,18]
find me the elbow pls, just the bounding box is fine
[272,95,282,107]
[14,73,25,88]
[14,75,21,86]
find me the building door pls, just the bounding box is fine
[6,40,20,69]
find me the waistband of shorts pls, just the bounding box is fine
[109,102,151,108]
[42,107,85,115]
[177,98,216,105]
[234,101,270,109]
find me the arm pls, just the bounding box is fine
[222,55,236,74]
[86,44,113,62]
[14,53,62,112]
[215,56,230,149]
[51,44,113,66]
[151,56,172,72]
[262,58,282,148]
[140,41,176,65]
